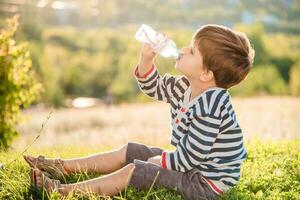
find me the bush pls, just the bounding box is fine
[7,23,299,106]
[234,23,270,66]
[230,65,288,96]
[270,57,294,83]
[0,16,42,149]
[289,62,300,96]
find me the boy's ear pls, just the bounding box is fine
[199,70,214,82]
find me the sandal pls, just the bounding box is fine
[24,155,67,179]
[30,168,62,193]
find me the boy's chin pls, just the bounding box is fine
[175,64,183,72]
[175,66,190,77]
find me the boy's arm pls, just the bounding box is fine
[134,43,186,103]
[136,43,155,77]
[161,113,222,172]
[134,64,182,103]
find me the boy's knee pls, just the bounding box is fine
[146,156,153,162]
[120,142,134,166]
[125,163,135,185]
[147,155,160,163]
[120,143,128,155]
[127,163,135,169]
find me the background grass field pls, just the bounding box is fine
[13,97,300,149]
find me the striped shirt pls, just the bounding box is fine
[133,64,247,195]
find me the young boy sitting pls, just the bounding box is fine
[24,24,254,200]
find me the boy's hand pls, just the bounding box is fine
[147,155,162,166]
[138,43,157,68]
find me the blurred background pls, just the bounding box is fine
[0,0,299,149]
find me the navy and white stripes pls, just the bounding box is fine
[134,64,247,195]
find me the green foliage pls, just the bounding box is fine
[0,0,299,106]
[235,24,270,66]
[36,24,300,106]
[289,62,300,96]
[230,65,288,96]
[0,16,42,149]
[219,140,300,200]
[29,27,195,106]
[3,0,299,34]
[0,140,299,199]
[270,57,294,83]
[1,17,298,107]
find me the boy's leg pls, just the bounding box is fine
[26,141,163,176]
[124,143,218,199]
[25,144,128,175]
[124,142,163,165]
[63,144,128,174]
[63,141,163,174]
[33,159,218,200]
[33,163,136,197]
[127,160,219,200]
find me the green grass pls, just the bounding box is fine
[0,140,299,200]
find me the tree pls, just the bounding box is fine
[289,62,300,96]
[0,16,42,150]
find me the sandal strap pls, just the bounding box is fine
[35,155,66,179]
[42,173,62,192]
[37,155,62,165]
[36,155,45,165]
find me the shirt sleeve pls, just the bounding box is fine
[161,113,222,172]
[133,64,184,103]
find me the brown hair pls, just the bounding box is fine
[192,24,255,89]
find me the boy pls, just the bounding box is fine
[25,24,254,200]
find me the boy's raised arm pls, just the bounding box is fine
[137,43,156,76]
[133,43,186,103]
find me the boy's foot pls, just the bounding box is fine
[30,168,62,193]
[24,155,68,179]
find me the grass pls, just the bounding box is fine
[14,97,300,149]
[0,140,299,200]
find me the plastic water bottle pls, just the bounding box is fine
[135,24,181,60]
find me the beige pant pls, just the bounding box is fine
[125,142,219,200]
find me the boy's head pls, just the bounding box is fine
[175,24,255,89]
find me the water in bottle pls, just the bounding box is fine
[135,24,182,60]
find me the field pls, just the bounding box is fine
[0,97,299,199]
[13,97,300,149]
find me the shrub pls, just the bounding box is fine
[289,62,300,96]
[230,65,288,96]
[0,16,42,149]
[270,57,294,83]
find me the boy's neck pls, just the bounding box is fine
[188,79,217,101]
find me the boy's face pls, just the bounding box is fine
[175,41,205,80]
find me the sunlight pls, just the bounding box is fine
[71,97,100,108]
